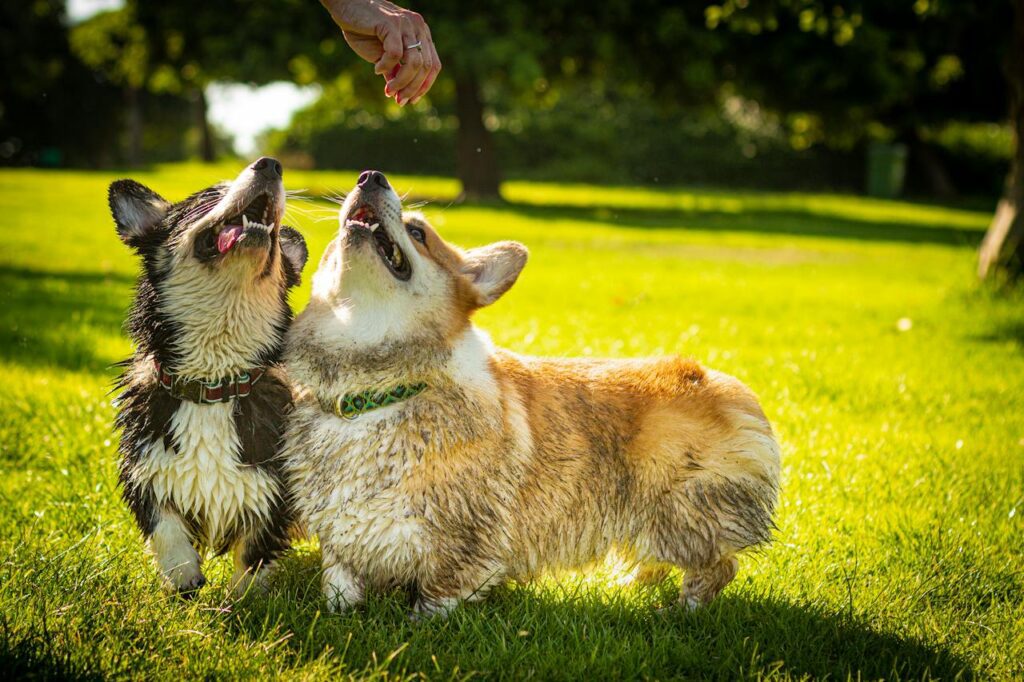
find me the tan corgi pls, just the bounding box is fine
[281,170,780,617]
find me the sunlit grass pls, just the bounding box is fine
[0,164,1021,679]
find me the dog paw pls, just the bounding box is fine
[173,571,207,599]
[653,595,703,615]
[322,564,364,613]
[681,595,703,612]
[410,597,458,621]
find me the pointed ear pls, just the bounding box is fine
[280,226,308,287]
[460,241,529,307]
[108,180,170,246]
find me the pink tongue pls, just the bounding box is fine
[217,225,244,254]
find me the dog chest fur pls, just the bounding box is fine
[283,328,512,585]
[286,407,428,582]
[162,256,287,379]
[129,399,280,547]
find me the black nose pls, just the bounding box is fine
[252,156,283,179]
[357,170,390,190]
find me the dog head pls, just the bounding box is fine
[110,158,309,374]
[110,157,307,285]
[315,170,526,345]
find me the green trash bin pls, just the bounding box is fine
[866,141,907,198]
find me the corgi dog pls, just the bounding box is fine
[111,158,308,596]
[281,170,780,617]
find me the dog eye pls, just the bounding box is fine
[407,226,426,244]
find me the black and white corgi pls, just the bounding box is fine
[110,158,308,595]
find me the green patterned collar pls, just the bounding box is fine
[319,382,427,420]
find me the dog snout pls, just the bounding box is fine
[252,156,283,180]
[357,170,390,191]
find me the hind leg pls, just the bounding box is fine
[680,555,738,609]
[149,508,205,596]
[412,559,507,620]
[230,540,271,596]
[230,516,292,597]
[646,492,742,609]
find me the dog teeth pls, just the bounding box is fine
[370,223,380,232]
[242,214,270,230]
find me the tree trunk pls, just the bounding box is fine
[979,0,1024,280]
[125,85,143,167]
[454,72,502,201]
[193,87,215,163]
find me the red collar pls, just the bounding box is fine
[154,360,266,404]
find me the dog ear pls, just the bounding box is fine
[109,180,170,247]
[461,241,529,307]
[280,226,309,287]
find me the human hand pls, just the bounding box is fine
[320,0,441,105]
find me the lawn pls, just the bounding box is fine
[0,163,1021,680]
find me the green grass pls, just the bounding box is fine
[1,162,1022,680]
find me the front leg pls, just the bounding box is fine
[149,508,205,596]
[322,561,366,613]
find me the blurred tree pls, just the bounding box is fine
[70,6,150,165]
[411,1,725,199]
[120,1,726,198]
[978,0,1024,281]
[705,1,1008,180]
[703,0,1020,277]
[132,0,348,162]
[0,0,123,166]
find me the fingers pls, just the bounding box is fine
[379,12,441,106]
[396,46,430,105]
[410,35,441,104]
[373,21,404,76]
[384,19,421,98]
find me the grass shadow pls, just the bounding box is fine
[0,264,133,374]
[223,550,975,680]
[973,318,1024,352]
[0,623,104,681]
[501,201,985,247]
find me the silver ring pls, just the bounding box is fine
[405,41,422,51]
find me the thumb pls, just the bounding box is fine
[374,26,403,75]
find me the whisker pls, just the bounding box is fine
[177,197,222,223]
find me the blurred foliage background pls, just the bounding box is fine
[0,1,1011,191]
[3,0,1023,274]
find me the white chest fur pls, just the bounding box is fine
[285,406,428,582]
[283,325,505,584]
[131,401,279,546]
[161,256,283,379]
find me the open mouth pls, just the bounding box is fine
[346,205,411,281]
[216,193,275,254]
